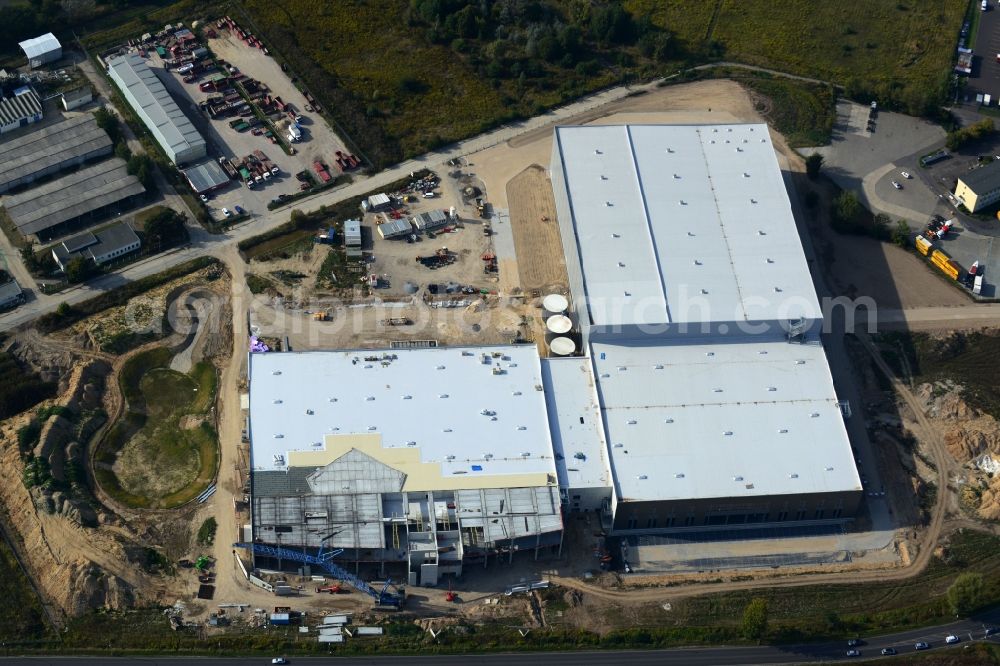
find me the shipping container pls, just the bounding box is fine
[915,235,932,255]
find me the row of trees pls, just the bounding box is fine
[94,108,156,192]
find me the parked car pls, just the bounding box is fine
[881,648,897,656]
[915,641,930,650]
[901,171,911,179]
[892,180,902,190]
[222,208,231,217]
[423,191,436,198]
[199,194,209,202]
[234,205,246,215]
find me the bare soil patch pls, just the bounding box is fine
[507,165,569,295]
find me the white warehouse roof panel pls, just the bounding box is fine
[248,346,558,477]
[553,124,821,329]
[591,337,860,503]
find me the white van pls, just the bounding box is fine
[983,0,988,11]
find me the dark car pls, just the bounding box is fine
[881,648,897,656]
[847,639,863,647]
[915,641,930,650]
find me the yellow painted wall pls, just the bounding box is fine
[287,433,555,492]
[955,179,981,212]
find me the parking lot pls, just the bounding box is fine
[146,27,354,221]
[966,2,1000,103]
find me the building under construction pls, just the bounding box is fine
[246,346,564,586]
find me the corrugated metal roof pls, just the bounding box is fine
[377,218,411,238]
[553,124,821,329]
[106,53,206,163]
[5,158,145,236]
[182,160,230,193]
[0,280,23,303]
[18,33,60,59]
[0,87,41,127]
[0,115,113,190]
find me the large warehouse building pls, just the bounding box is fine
[4,158,146,241]
[0,114,113,195]
[247,346,563,584]
[106,53,206,165]
[549,124,861,532]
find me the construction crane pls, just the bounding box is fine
[233,536,403,608]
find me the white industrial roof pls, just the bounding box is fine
[541,357,610,491]
[18,33,60,59]
[248,346,557,476]
[106,54,205,162]
[553,124,821,329]
[590,336,860,503]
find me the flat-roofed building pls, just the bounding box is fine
[0,279,25,310]
[0,114,113,194]
[60,87,93,111]
[549,124,861,534]
[51,221,141,270]
[106,53,206,164]
[4,158,146,241]
[247,346,563,584]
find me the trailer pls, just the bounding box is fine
[313,162,331,183]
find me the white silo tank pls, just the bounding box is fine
[542,293,568,315]
[549,337,576,356]
[546,314,572,335]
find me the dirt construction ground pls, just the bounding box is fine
[507,165,568,296]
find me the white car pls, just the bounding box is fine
[222,207,232,217]
[271,659,288,665]
[946,635,960,644]
[892,180,902,190]
[901,171,911,179]
[199,194,209,202]
[423,191,436,198]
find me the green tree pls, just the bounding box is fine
[93,107,121,144]
[19,244,39,273]
[805,153,824,179]
[741,597,769,640]
[64,256,96,284]
[873,212,891,240]
[143,209,187,249]
[834,190,863,226]
[290,209,308,230]
[947,572,984,616]
[55,302,72,317]
[892,220,910,247]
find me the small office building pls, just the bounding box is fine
[955,159,1000,213]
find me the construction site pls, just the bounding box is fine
[4,73,1000,654]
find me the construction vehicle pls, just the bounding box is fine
[316,584,348,594]
[233,539,404,608]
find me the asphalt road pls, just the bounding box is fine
[0,74,664,333]
[3,611,1000,665]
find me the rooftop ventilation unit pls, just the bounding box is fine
[272,370,281,375]
[789,473,799,479]
[273,399,282,404]
[675,473,685,478]
[273,454,285,465]
[273,434,283,439]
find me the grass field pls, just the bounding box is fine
[0,531,49,643]
[95,349,218,509]
[709,0,964,111]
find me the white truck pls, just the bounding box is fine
[287,124,302,143]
